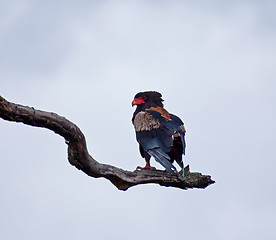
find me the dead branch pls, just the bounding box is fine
[0,95,215,191]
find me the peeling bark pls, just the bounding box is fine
[0,95,215,191]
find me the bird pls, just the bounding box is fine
[132,91,186,176]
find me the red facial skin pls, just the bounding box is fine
[132,96,145,106]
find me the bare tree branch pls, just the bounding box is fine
[0,95,215,191]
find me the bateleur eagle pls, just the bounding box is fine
[132,91,186,176]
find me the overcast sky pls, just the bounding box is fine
[1,0,276,239]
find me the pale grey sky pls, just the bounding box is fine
[1,1,276,239]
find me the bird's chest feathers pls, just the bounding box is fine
[133,112,161,132]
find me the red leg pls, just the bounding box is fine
[136,162,156,170]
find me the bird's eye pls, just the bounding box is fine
[142,96,146,100]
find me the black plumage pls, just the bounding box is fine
[132,91,186,176]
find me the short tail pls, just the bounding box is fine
[148,148,176,173]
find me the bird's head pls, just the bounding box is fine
[132,91,164,107]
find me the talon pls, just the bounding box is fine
[163,169,178,174]
[136,162,156,170]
